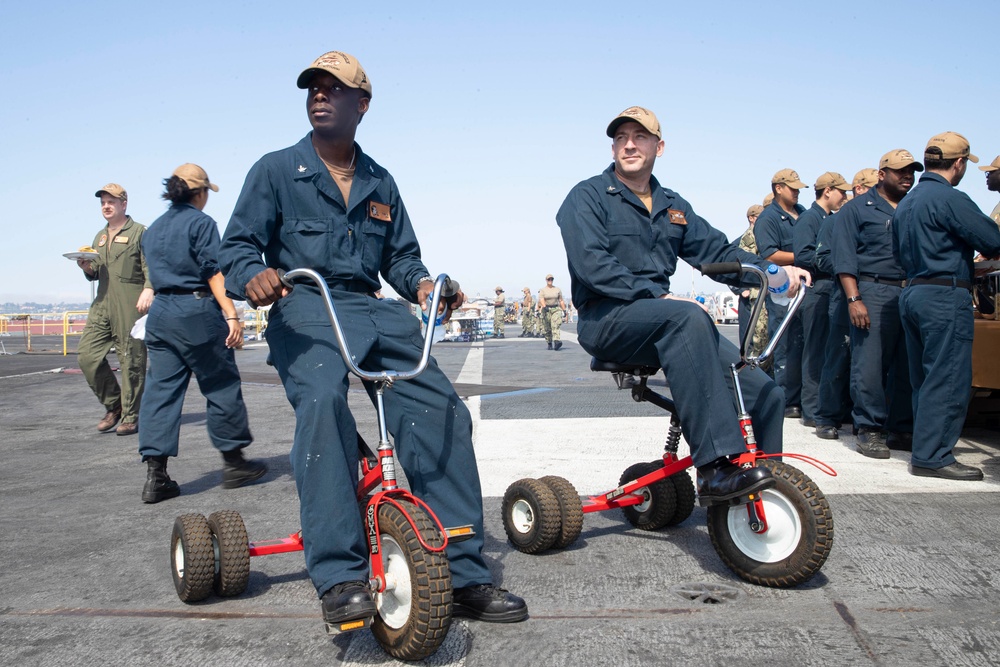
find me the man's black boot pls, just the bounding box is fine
[142,456,180,504]
[453,584,528,622]
[696,457,774,506]
[553,340,562,351]
[221,449,268,489]
[321,581,376,634]
[547,342,553,350]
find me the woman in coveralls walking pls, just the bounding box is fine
[137,164,267,503]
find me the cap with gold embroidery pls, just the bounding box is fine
[297,50,372,97]
[771,169,807,189]
[606,106,661,139]
[852,168,879,188]
[95,183,127,201]
[924,131,978,163]
[879,149,924,172]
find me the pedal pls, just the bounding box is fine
[325,615,373,635]
[444,524,476,543]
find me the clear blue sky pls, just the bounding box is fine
[2,0,997,303]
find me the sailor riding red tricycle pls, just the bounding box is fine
[501,262,836,587]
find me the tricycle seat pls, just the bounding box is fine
[589,358,661,376]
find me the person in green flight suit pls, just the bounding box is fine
[76,183,154,435]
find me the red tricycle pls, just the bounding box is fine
[168,270,471,661]
[501,262,836,587]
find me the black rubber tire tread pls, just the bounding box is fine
[618,462,677,530]
[207,510,250,597]
[666,469,696,526]
[371,499,453,662]
[707,459,834,588]
[501,478,562,554]
[540,475,584,549]
[171,513,215,603]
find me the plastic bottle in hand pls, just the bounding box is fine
[766,264,791,306]
[421,308,447,343]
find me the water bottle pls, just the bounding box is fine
[421,308,447,343]
[766,264,790,306]
[420,278,460,344]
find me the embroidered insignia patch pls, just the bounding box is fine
[667,209,688,225]
[369,201,391,222]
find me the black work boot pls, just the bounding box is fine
[547,342,553,350]
[321,581,376,634]
[553,340,562,351]
[221,449,268,489]
[142,456,180,503]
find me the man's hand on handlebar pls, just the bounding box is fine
[783,266,812,296]
[417,280,465,323]
[245,268,291,307]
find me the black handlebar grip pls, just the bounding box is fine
[443,278,461,307]
[700,262,743,277]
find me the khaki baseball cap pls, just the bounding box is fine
[925,131,978,163]
[978,156,1000,172]
[545,274,554,280]
[495,286,504,292]
[606,106,662,139]
[95,183,127,201]
[523,287,530,292]
[771,169,807,189]
[297,50,372,97]
[879,149,924,172]
[852,168,879,188]
[172,163,219,192]
[814,172,852,191]
[763,193,774,206]
[747,204,764,218]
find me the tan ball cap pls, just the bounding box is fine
[879,149,924,172]
[95,183,127,201]
[747,204,764,218]
[545,274,554,280]
[925,131,978,163]
[606,106,662,139]
[771,169,807,189]
[763,193,774,206]
[979,156,1000,172]
[173,163,219,192]
[814,172,852,191]
[495,286,504,292]
[297,50,372,97]
[852,168,879,188]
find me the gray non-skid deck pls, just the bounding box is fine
[2,327,999,666]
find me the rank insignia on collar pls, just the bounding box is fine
[607,186,617,192]
[297,165,307,173]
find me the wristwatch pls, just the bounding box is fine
[847,295,862,303]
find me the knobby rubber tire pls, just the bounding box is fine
[371,499,452,662]
[666,470,696,527]
[207,510,250,597]
[171,513,215,602]
[501,478,561,554]
[706,459,834,587]
[619,462,677,530]
[540,475,584,549]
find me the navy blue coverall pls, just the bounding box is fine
[893,172,1000,468]
[833,186,912,434]
[755,200,806,410]
[556,165,784,468]
[814,212,852,427]
[138,204,252,459]
[792,202,834,423]
[219,134,491,597]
